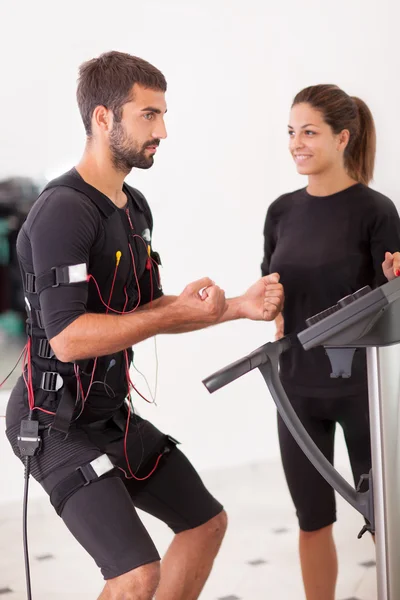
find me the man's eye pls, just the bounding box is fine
[143,113,154,121]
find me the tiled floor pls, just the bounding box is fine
[0,461,377,600]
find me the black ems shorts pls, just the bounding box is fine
[6,382,223,580]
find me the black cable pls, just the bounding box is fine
[23,455,33,600]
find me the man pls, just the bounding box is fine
[6,51,284,600]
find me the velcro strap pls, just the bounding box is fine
[35,267,71,294]
[50,456,114,515]
[36,310,44,329]
[28,264,88,296]
[49,377,77,437]
[50,466,96,515]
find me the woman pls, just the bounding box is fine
[261,84,400,600]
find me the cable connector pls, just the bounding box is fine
[17,420,41,457]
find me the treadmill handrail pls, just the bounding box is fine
[202,338,291,393]
[203,338,373,525]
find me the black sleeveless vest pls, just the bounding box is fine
[20,171,158,433]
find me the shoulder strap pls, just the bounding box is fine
[126,186,153,229]
[44,172,153,227]
[44,172,116,219]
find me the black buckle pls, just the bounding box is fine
[38,339,54,359]
[51,267,60,288]
[26,273,36,294]
[36,310,44,329]
[41,371,63,392]
[76,464,97,486]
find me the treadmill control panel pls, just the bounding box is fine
[306,286,372,328]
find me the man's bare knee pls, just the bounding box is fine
[211,509,228,542]
[103,561,160,600]
[198,509,228,547]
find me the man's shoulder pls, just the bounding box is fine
[25,181,101,236]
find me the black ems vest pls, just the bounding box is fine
[21,171,158,434]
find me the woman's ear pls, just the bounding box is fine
[337,129,350,152]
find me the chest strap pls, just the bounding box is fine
[37,371,77,437]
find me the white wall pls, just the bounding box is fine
[1,0,399,501]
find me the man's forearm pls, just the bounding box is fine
[138,295,177,311]
[50,293,248,363]
[140,295,242,328]
[50,293,228,362]
[50,296,210,362]
[50,307,175,362]
[164,297,243,333]
[218,297,243,323]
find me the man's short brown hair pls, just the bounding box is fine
[77,51,167,135]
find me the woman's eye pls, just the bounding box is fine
[288,130,295,136]
[305,130,315,136]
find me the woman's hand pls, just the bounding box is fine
[382,252,400,281]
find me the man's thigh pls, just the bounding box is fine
[127,447,224,534]
[59,474,160,580]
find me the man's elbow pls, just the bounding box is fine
[50,333,76,364]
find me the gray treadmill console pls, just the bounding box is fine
[298,277,400,351]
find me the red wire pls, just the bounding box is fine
[81,257,120,411]
[26,339,34,410]
[32,406,56,416]
[128,243,141,307]
[22,348,32,409]
[83,358,98,402]
[75,365,85,400]
[18,227,159,465]
[107,262,119,309]
[129,375,153,404]
[130,233,161,289]
[124,349,152,404]
[123,286,129,313]
[121,358,161,481]
[21,338,56,415]
[87,271,141,314]
[119,233,159,481]
[150,257,161,289]
[117,454,163,481]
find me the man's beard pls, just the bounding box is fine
[109,121,158,173]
